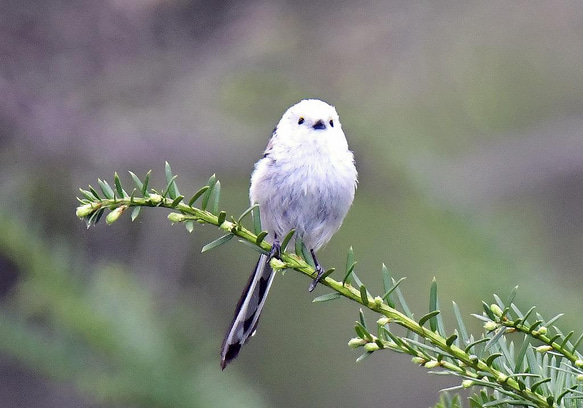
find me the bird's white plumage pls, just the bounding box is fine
[250,99,357,250]
[221,99,357,369]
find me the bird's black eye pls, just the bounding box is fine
[329,119,334,127]
[298,117,305,125]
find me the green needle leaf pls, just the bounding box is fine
[381,277,406,303]
[560,331,574,349]
[485,352,503,366]
[87,208,104,227]
[392,277,413,318]
[531,378,551,394]
[355,351,372,363]
[255,231,268,245]
[507,285,519,307]
[201,174,217,210]
[88,185,101,200]
[429,278,438,332]
[201,234,233,253]
[445,333,458,347]
[345,246,354,279]
[300,242,313,269]
[359,308,367,329]
[170,195,184,207]
[185,220,194,233]
[162,175,178,199]
[128,171,143,192]
[482,301,496,320]
[252,205,262,235]
[164,161,180,199]
[98,179,114,199]
[381,263,395,308]
[114,172,124,197]
[142,170,151,196]
[210,180,221,215]
[359,284,369,305]
[521,306,536,324]
[313,292,342,303]
[452,301,469,345]
[295,234,303,258]
[342,261,357,285]
[319,268,335,280]
[188,185,209,206]
[131,206,141,221]
[355,322,372,341]
[419,310,441,328]
[79,188,95,201]
[217,211,227,226]
[545,313,564,327]
[238,239,269,255]
[280,228,296,251]
[485,328,507,351]
[237,204,259,223]
[571,333,583,353]
[465,337,489,353]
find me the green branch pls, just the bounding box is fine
[76,163,583,408]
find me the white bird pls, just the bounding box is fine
[220,99,357,369]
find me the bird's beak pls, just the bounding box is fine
[312,120,326,130]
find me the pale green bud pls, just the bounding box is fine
[424,360,440,369]
[484,321,498,331]
[535,345,553,353]
[106,207,125,224]
[462,380,474,388]
[348,338,367,348]
[497,374,508,383]
[576,359,583,368]
[364,342,380,352]
[490,304,503,318]
[411,357,426,365]
[533,326,548,335]
[577,374,583,382]
[76,204,95,218]
[269,258,286,270]
[149,193,162,204]
[374,296,383,306]
[167,213,185,223]
[377,317,390,326]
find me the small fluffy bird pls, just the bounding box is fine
[220,99,357,369]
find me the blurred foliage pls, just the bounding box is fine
[0,214,269,408]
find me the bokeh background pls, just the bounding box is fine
[2,1,583,407]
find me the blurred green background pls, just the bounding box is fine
[2,1,583,407]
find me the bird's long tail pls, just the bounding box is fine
[220,253,275,369]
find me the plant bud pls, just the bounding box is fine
[535,345,552,353]
[484,321,498,331]
[76,204,95,218]
[149,193,162,204]
[364,342,380,352]
[106,207,124,224]
[348,338,366,348]
[490,304,503,318]
[534,326,548,335]
[424,360,440,369]
[269,258,286,270]
[377,317,390,326]
[167,212,185,223]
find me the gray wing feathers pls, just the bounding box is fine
[220,254,275,369]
